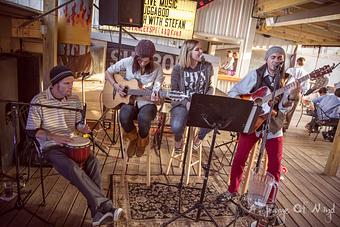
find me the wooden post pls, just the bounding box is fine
[324,121,340,176]
[42,0,57,89]
[184,127,194,185]
[262,154,268,175]
[240,142,258,194]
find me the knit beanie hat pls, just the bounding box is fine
[50,65,74,85]
[264,46,285,60]
[135,39,156,58]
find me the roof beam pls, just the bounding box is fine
[281,26,339,42]
[290,24,340,39]
[255,0,309,15]
[257,29,340,46]
[267,3,340,27]
[273,26,338,42]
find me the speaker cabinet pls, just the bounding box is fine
[99,0,144,27]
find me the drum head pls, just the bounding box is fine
[67,136,90,147]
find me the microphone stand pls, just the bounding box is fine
[80,72,110,156]
[0,103,52,226]
[255,64,282,173]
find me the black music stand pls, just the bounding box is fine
[161,94,261,226]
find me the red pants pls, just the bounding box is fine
[228,133,283,194]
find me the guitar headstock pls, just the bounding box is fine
[167,91,188,102]
[310,64,337,80]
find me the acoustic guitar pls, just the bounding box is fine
[102,74,188,109]
[241,64,339,130]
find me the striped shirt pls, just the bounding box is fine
[26,87,82,151]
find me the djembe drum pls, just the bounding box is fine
[65,136,91,168]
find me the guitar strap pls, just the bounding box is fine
[254,64,285,134]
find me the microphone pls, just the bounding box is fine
[274,62,284,70]
[201,55,205,63]
[80,72,90,80]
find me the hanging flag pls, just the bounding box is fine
[58,0,93,45]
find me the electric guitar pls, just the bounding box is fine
[102,74,188,109]
[241,63,339,130]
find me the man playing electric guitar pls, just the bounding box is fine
[218,46,300,203]
[105,40,164,157]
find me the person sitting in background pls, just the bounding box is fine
[312,83,340,120]
[303,87,327,114]
[221,50,234,71]
[305,83,340,140]
[232,51,239,74]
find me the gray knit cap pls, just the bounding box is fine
[50,65,74,85]
[264,46,285,60]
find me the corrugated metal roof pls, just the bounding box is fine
[194,0,253,42]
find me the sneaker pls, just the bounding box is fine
[92,211,113,226]
[111,207,123,221]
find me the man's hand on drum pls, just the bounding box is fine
[77,124,91,134]
[49,134,73,146]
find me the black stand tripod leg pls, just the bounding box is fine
[91,108,117,147]
[161,127,220,227]
[177,126,193,210]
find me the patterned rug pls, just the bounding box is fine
[111,175,251,226]
[127,180,232,220]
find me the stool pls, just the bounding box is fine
[166,127,202,185]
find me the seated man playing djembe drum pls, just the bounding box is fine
[26,65,123,226]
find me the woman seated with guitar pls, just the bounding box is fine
[105,39,164,158]
[170,39,214,152]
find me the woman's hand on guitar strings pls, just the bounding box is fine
[113,83,127,97]
[150,90,160,102]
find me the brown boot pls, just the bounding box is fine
[136,134,149,157]
[123,128,137,157]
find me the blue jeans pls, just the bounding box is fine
[119,104,157,138]
[171,105,210,142]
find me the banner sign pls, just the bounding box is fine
[100,0,197,40]
[58,0,93,45]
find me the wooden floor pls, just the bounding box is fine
[0,80,339,227]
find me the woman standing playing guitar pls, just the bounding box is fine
[105,39,164,157]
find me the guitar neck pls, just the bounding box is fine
[262,71,317,103]
[127,89,167,97]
